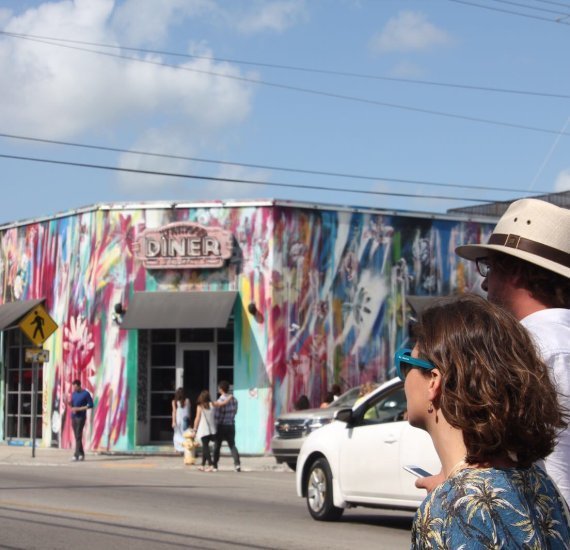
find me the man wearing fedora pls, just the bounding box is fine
[419,198,570,503]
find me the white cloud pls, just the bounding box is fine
[111,0,308,42]
[0,1,253,140]
[111,0,218,47]
[233,0,308,34]
[116,128,195,194]
[370,11,451,54]
[554,169,570,191]
[116,131,273,200]
[0,8,13,26]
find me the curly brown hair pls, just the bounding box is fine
[490,252,570,308]
[414,294,568,467]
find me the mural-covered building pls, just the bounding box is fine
[0,200,495,454]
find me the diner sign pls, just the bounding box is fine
[134,222,233,269]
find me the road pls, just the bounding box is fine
[0,460,414,549]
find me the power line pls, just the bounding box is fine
[1,29,569,100]
[0,132,547,195]
[3,31,570,138]
[0,152,513,204]
[533,0,570,8]
[488,0,570,16]
[449,0,570,24]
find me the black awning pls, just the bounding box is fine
[0,298,45,331]
[121,291,238,329]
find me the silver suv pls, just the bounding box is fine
[271,387,361,470]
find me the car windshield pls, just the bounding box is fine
[329,387,360,408]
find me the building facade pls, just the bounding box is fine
[0,200,495,454]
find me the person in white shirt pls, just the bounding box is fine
[417,199,570,504]
[455,198,570,503]
[193,390,217,472]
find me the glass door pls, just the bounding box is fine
[178,345,216,425]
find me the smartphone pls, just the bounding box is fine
[403,465,432,478]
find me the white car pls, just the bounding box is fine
[296,377,441,521]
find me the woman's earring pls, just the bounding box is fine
[427,402,434,413]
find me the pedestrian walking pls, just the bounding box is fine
[212,380,241,472]
[68,379,93,461]
[172,388,190,454]
[194,390,216,471]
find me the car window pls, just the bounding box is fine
[330,387,360,408]
[358,386,407,426]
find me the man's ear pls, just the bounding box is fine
[427,369,442,402]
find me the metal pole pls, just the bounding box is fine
[31,359,38,458]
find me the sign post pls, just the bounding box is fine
[31,359,38,458]
[25,349,50,458]
[19,305,58,458]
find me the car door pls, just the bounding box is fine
[338,384,408,501]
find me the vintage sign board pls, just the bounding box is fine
[25,348,50,363]
[19,304,58,346]
[134,222,233,270]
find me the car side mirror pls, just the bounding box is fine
[334,408,354,424]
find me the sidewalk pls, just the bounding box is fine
[0,444,290,473]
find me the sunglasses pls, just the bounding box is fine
[475,257,491,278]
[394,348,436,381]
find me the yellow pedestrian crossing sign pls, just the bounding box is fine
[19,304,58,346]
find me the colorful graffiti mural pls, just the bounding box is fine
[0,202,493,454]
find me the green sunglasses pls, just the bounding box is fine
[394,348,436,381]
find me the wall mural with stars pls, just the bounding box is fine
[0,203,493,454]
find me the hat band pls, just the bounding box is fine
[488,233,570,268]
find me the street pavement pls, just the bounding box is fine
[0,445,414,549]
[0,444,287,472]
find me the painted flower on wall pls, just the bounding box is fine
[62,314,96,387]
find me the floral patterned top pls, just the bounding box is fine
[411,464,570,549]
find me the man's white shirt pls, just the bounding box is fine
[522,308,570,504]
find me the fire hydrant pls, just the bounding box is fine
[182,428,198,465]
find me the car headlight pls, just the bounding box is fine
[304,417,333,434]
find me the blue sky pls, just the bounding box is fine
[0,0,568,224]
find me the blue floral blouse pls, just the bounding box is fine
[411,464,570,549]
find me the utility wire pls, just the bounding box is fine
[533,0,570,8]
[449,0,570,24]
[4,31,570,139]
[0,153,511,204]
[528,115,570,191]
[1,30,568,100]
[0,131,546,195]
[488,0,570,16]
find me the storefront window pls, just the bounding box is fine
[150,345,176,366]
[4,330,42,440]
[151,368,175,391]
[179,329,214,343]
[145,325,235,444]
[151,329,176,343]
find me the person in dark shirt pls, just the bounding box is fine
[212,380,240,472]
[68,379,93,462]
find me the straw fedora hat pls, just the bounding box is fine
[455,198,570,279]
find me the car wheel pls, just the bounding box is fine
[306,458,343,521]
[286,460,297,472]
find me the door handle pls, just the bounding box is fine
[383,434,397,443]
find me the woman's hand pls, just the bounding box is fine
[415,470,445,493]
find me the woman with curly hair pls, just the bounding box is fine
[397,294,570,548]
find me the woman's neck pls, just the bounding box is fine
[428,415,468,478]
